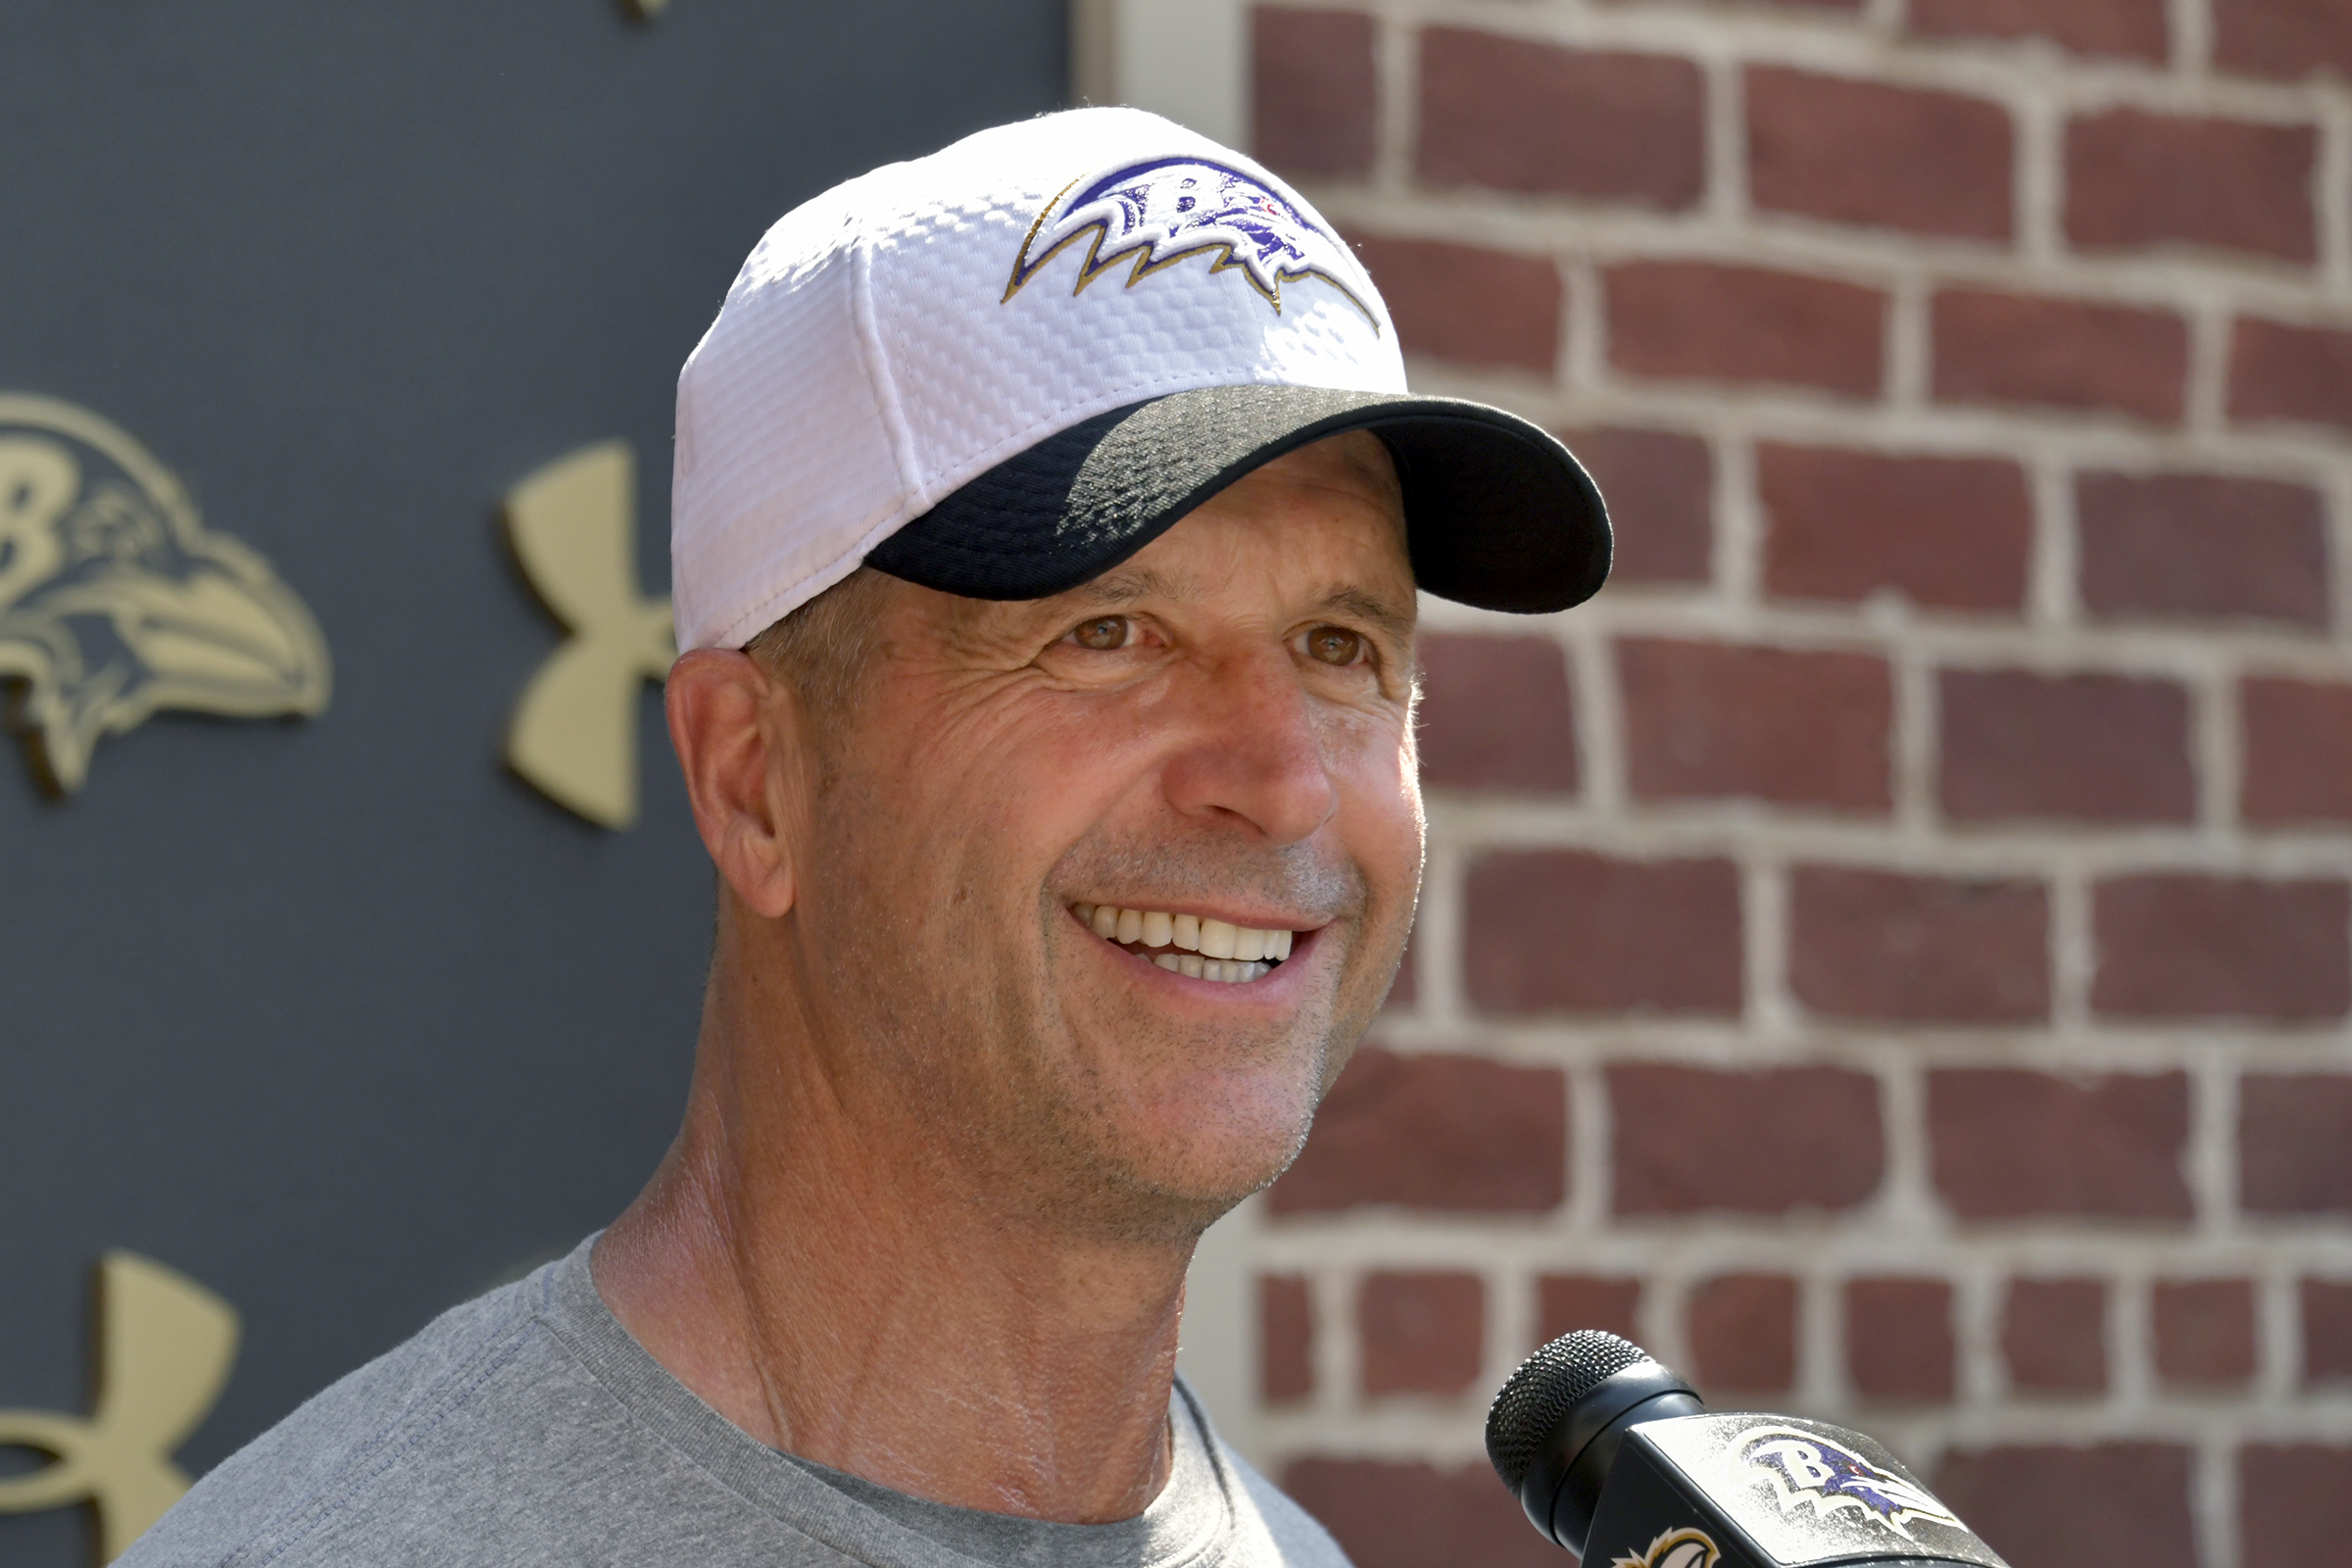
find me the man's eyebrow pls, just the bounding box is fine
[1311,585,1416,645]
[1055,570,1413,641]
[1067,566,1187,607]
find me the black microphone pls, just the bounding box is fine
[1485,1330,2009,1568]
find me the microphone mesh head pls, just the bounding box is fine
[1485,1330,1650,1491]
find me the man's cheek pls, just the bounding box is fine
[1344,763,1425,907]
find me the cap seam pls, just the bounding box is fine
[707,510,906,651]
[850,221,924,518]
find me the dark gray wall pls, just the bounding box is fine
[0,4,1065,1560]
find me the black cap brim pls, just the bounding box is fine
[865,383,1611,614]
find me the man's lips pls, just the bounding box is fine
[1070,900,1309,985]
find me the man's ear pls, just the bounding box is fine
[665,649,807,919]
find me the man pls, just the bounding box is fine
[124,108,1608,1566]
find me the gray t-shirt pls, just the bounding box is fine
[121,1238,1349,1568]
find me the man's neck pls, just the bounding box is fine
[591,989,1196,1525]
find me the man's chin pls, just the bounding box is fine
[1005,1097,1308,1246]
[1024,990,1346,1238]
[1098,1102,1317,1230]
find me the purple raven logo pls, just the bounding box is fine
[1740,1427,1961,1543]
[1005,156,1376,326]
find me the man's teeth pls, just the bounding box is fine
[1072,903,1294,983]
[1157,952,1273,982]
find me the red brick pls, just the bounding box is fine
[1284,1459,1557,1568]
[2068,111,2318,263]
[2078,471,2329,627]
[1465,852,1743,1017]
[2304,1279,2352,1383]
[1252,8,1378,177]
[2243,1446,2352,1568]
[1929,1069,2192,1220]
[1934,289,2188,422]
[1759,444,2031,612]
[1352,236,1561,373]
[1911,0,2166,59]
[2094,878,2351,1022]
[2243,1074,2352,1213]
[2244,678,2352,824]
[1607,263,1886,396]
[1619,639,1892,810]
[1418,29,1703,208]
[1560,426,1711,584]
[1359,1271,1483,1396]
[1612,1063,1884,1214]
[1845,1277,1955,1403]
[1272,1047,1566,1213]
[1260,1274,1313,1402]
[1747,68,2012,239]
[1536,1274,1643,1347]
[2230,316,2352,431]
[2216,0,2352,80]
[2153,1278,2256,1385]
[1416,634,1577,793]
[1789,865,2050,1023]
[1935,1446,2195,1568]
[1938,668,2194,824]
[1688,1273,1798,1395]
[2004,1278,2108,1395]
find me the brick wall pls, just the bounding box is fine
[1246,3,2352,1565]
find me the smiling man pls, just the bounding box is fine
[122,109,1608,1567]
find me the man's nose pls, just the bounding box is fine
[1159,648,1339,846]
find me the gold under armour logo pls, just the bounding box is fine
[0,1253,239,1562]
[0,394,330,794]
[504,442,675,828]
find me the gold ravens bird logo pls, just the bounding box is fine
[0,394,329,794]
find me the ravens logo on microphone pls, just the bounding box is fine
[1740,1426,1963,1543]
[0,394,329,794]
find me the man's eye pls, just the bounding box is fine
[1069,615,1129,651]
[1305,626,1365,666]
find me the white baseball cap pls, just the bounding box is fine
[669,107,1610,653]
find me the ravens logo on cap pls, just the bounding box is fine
[0,394,329,794]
